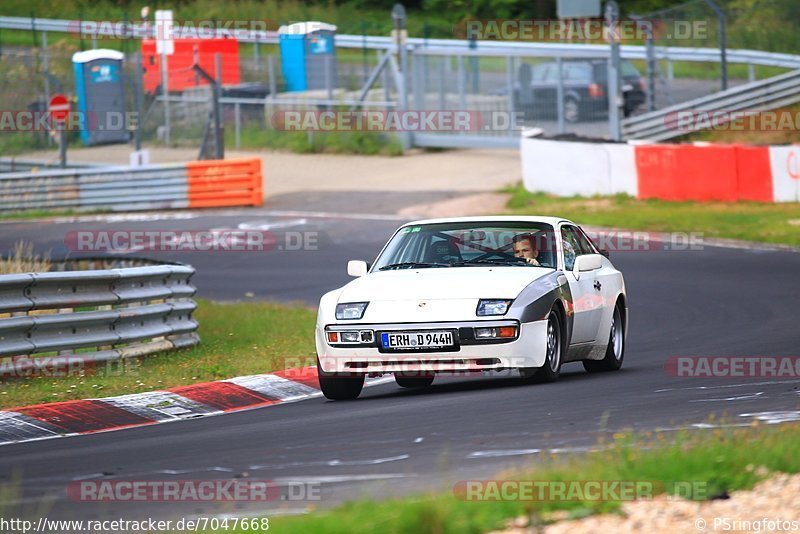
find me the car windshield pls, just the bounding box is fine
[372,222,557,271]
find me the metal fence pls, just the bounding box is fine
[0,263,198,377]
[2,14,800,152]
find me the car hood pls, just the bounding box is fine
[340,267,551,301]
[335,267,553,323]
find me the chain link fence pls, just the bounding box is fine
[1,6,797,156]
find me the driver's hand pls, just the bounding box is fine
[525,257,540,266]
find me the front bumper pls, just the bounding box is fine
[316,319,548,374]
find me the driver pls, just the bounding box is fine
[512,233,540,266]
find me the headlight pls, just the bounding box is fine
[335,302,369,320]
[476,299,513,316]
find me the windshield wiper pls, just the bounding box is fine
[378,261,451,271]
[451,258,533,267]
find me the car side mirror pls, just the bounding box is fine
[574,254,603,274]
[347,260,369,277]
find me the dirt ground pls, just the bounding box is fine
[491,472,800,534]
[19,145,520,196]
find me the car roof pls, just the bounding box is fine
[402,215,574,227]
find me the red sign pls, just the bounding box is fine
[48,94,71,123]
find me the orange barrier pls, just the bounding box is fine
[186,158,263,209]
[635,144,772,202]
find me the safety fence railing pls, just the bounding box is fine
[0,158,96,173]
[2,16,800,69]
[0,157,263,212]
[621,68,800,141]
[0,263,198,378]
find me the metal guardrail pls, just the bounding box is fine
[0,158,263,212]
[0,264,198,377]
[621,69,800,141]
[0,163,190,211]
[0,158,96,173]
[2,16,800,68]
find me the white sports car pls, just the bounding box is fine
[315,216,627,400]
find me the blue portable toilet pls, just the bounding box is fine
[278,22,337,92]
[72,49,129,146]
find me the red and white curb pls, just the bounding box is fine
[0,367,393,446]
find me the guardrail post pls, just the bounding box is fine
[506,56,516,133]
[556,57,565,135]
[235,102,241,149]
[605,1,622,142]
[267,54,277,97]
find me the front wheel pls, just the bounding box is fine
[520,309,562,383]
[583,303,625,373]
[395,373,434,388]
[317,358,364,400]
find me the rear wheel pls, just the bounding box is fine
[520,309,562,383]
[395,373,435,388]
[583,303,625,373]
[317,358,364,400]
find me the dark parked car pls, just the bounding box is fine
[512,59,646,123]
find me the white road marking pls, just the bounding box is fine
[236,218,308,231]
[739,410,800,424]
[326,454,409,466]
[655,379,800,393]
[689,391,765,402]
[467,445,633,458]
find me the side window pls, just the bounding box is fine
[560,225,589,270]
[531,63,548,82]
[542,64,560,83]
[574,226,597,255]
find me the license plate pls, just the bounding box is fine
[381,331,454,349]
[622,83,634,92]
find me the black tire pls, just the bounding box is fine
[583,302,625,373]
[317,358,364,400]
[520,309,563,383]
[395,373,435,388]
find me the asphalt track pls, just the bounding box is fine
[1,202,799,523]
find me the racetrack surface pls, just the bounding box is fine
[1,206,799,522]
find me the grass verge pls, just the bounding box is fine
[201,423,800,533]
[505,186,800,247]
[680,102,800,145]
[225,125,404,156]
[0,299,317,409]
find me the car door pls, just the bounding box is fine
[560,224,603,343]
[530,63,556,108]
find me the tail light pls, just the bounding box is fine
[588,83,604,98]
[639,78,647,91]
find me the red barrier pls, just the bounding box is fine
[635,144,773,202]
[141,39,241,94]
[733,145,773,202]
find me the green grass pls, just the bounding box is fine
[226,124,404,156]
[680,102,800,145]
[196,423,800,533]
[0,299,317,409]
[505,186,800,247]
